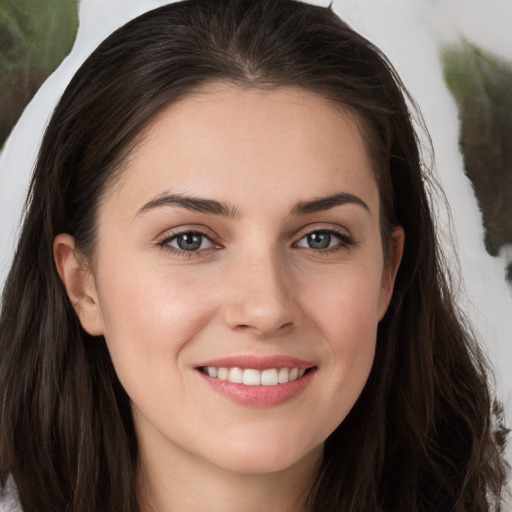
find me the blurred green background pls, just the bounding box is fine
[0,0,78,147]
[442,43,512,281]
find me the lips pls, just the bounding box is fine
[195,355,317,407]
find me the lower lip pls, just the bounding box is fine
[198,368,316,407]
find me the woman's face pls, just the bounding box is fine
[60,86,402,476]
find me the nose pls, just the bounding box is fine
[222,249,297,338]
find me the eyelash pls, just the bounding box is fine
[157,227,355,258]
[157,228,218,259]
[293,228,355,254]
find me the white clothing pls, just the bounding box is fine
[0,475,22,512]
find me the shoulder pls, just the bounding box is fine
[0,475,22,512]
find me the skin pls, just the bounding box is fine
[55,85,403,512]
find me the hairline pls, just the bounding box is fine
[87,80,395,265]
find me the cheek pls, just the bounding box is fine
[96,265,216,384]
[301,261,383,400]
[305,261,384,340]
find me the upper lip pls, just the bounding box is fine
[195,355,315,371]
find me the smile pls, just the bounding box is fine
[200,366,311,386]
[195,356,317,407]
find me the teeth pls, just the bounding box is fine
[203,366,310,386]
[278,367,289,383]
[228,367,243,384]
[217,367,229,380]
[261,369,278,386]
[243,369,261,386]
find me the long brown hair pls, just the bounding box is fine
[0,1,507,510]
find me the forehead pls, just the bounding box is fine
[106,85,379,215]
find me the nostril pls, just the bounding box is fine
[232,321,293,335]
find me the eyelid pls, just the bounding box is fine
[154,223,355,258]
[155,224,220,243]
[292,224,355,251]
[156,225,223,257]
[293,223,352,241]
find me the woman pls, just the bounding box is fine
[0,0,508,510]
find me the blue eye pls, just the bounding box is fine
[166,232,214,252]
[296,230,347,250]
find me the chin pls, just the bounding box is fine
[203,439,323,476]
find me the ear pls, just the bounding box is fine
[53,233,105,336]
[378,226,405,320]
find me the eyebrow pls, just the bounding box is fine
[136,191,370,218]
[137,193,240,218]
[290,193,370,215]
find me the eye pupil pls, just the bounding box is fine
[307,231,331,249]
[177,233,202,251]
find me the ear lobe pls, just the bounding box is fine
[378,226,405,320]
[53,233,105,336]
